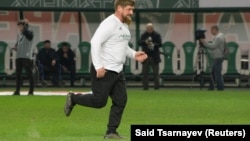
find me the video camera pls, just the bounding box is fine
[195,28,206,40]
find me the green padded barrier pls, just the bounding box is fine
[0,41,8,74]
[226,42,240,75]
[182,41,196,75]
[36,41,44,52]
[78,42,91,74]
[0,41,8,85]
[161,41,175,75]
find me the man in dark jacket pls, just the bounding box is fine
[36,40,59,86]
[139,23,162,90]
[13,19,34,95]
[57,42,76,87]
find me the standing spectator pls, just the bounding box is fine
[139,23,162,90]
[57,42,76,87]
[200,25,225,91]
[13,19,34,96]
[36,40,59,86]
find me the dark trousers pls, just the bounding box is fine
[142,57,160,90]
[71,65,127,134]
[38,63,60,86]
[15,58,34,94]
[209,58,224,90]
[62,64,76,86]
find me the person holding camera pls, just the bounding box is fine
[13,19,34,95]
[139,23,162,90]
[200,25,225,91]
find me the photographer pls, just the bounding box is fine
[200,25,225,91]
[139,23,162,90]
[13,19,34,95]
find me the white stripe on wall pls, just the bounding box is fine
[200,0,250,7]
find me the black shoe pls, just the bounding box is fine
[13,91,20,96]
[64,93,75,117]
[104,133,125,139]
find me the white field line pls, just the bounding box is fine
[0,91,92,96]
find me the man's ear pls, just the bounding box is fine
[117,5,123,12]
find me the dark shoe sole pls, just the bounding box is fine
[64,93,75,117]
[13,92,20,96]
[104,133,125,139]
[13,94,20,96]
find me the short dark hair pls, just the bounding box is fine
[61,42,69,47]
[114,0,135,10]
[211,25,219,31]
[44,40,51,44]
[17,20,25,25]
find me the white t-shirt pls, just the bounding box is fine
[91,14,136,73]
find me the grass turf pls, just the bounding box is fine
[0,88,250,141]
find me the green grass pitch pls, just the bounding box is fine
[0,88,249,141]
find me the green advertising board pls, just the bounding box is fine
[0,0,198,10]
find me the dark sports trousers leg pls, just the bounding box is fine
[107,72,127,134]
[51,65,59,85]
[214,58,224,90]
[209,67,215,89]
[71,65,117,108]
[15,58,23,93]
[22,58,34,94]
[152,62,160,89]
[142,58,150,90]
[65,64,76,86]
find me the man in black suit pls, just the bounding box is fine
[139,23,162,90]
[57,42,76,87]
[36,40,60,86]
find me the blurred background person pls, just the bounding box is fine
[36,40,60,86]
[57,42,76,87]
[139,23,162,90]
[13,19,34,96]
[200,25,225,91]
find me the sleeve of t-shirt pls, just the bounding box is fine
[126,46,136,59]
[203,37,223,50]
[90,21,115,70]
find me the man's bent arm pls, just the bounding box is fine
[202,37,223,50]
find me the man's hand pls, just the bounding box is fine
[62,66,69,72]
[51,59,56,66]
[12,46,17,51]
[63,53,68,58]
[200,39,205,43]
[96,67,106,78]
[135,51,148,63]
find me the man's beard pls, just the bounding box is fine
[123,15,132,25]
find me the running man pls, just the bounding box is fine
[64,0,148,139]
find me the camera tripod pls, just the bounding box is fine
[191,41,207,90]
